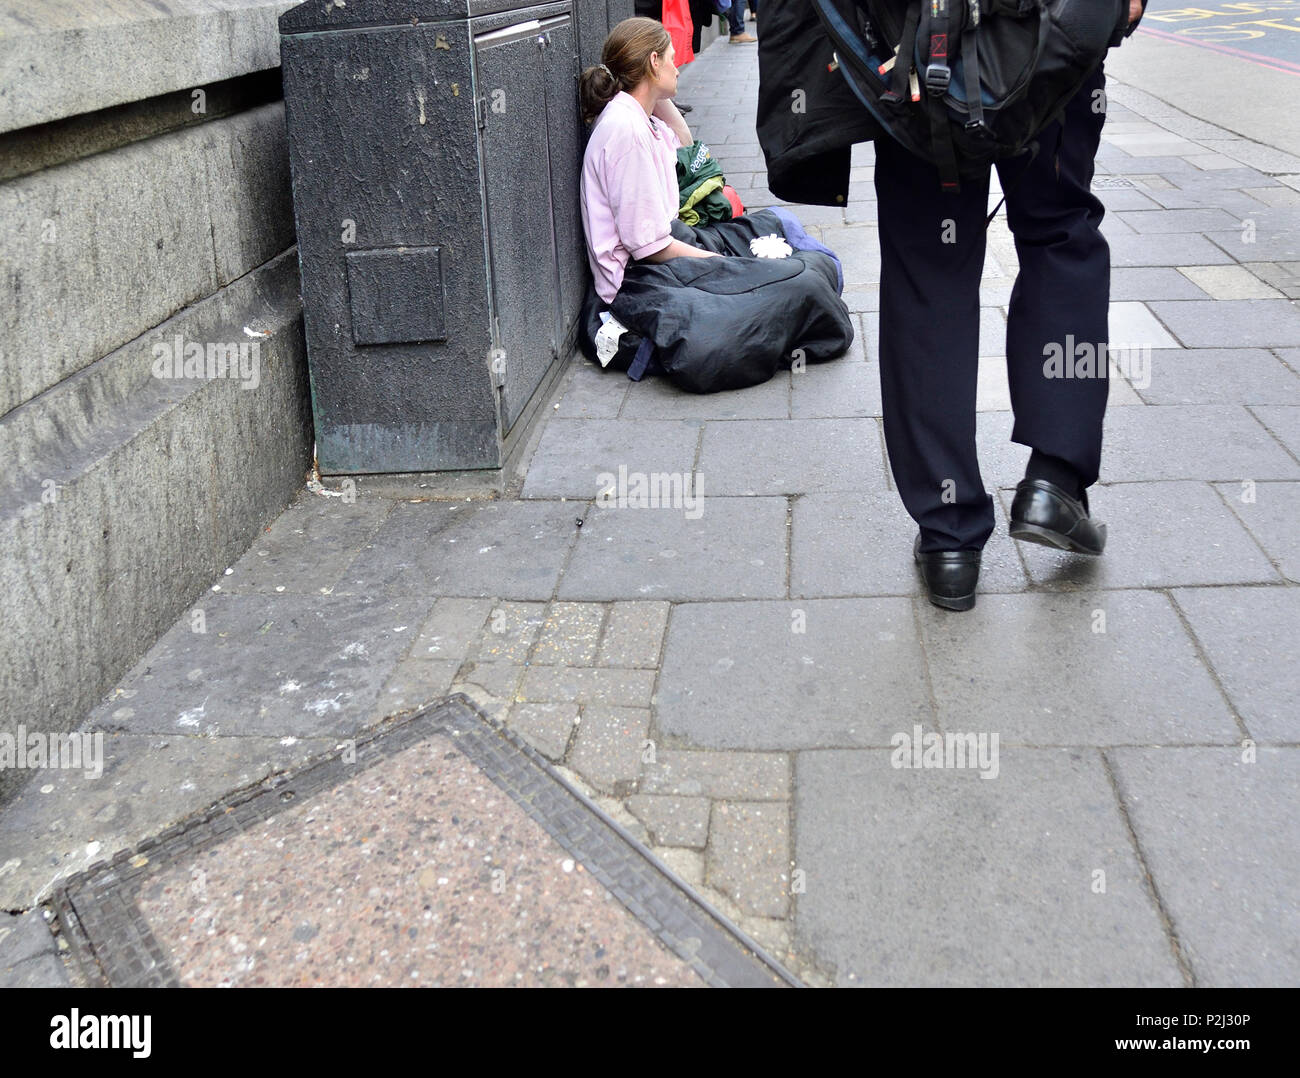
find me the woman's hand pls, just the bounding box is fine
[652,97,692,147]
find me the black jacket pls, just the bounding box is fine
[756,0,1149,206]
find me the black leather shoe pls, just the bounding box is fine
[913,534,980,612]
[1009,478,1107,555]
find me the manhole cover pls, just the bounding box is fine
[52,696,797,988]
[1092,176,1134,189]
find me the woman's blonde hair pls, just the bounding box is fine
[578,17,673,125]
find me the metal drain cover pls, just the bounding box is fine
[53,696,797,988]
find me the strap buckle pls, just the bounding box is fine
[924,63,951,96]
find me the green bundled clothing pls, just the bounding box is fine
[676,140,734,227]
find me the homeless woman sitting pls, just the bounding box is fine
[576,17,854,394]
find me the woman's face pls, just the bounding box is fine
[650,42,678,99]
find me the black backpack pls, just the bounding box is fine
[811,0,1128,191]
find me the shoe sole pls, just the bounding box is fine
[1009,521,1104,556]
[926,590,976,612]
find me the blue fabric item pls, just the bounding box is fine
[627,337,656,381]
[765,206,844,294]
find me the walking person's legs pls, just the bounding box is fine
[874,137,995,555]
[1000,63,1111,553]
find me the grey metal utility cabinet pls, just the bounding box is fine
[280,0,627,474]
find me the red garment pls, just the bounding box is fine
[661,0,695,66]
[722,184,744,218]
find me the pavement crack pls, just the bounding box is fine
[1100,747,1197,988]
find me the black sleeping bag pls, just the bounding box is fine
[578,208,854,394]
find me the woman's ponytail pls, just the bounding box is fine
[579,63,622,125]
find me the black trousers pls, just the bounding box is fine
[874,65,1110,552]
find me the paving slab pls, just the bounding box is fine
[567,705,651,794]
[1095,187,1162,213]
[699,418,887,495]
[468,601,547,663]
[639,750,790,800]
[341,500,581,599]
[998,481,1280,590]
[1110,267,1211,301]
[974,410,1034,489]
[522,419,700,500]
[1159,189,1270,217]
[452,661,525,723]
[625,795,711,849]
[978,307,1007,357]
[558,497,788,601]
[517,666,656,709]
[369,658,461,721]
[0,951,71,988]
[0,911,70,986]
[408,598,495,663]
[917,590,1237,745]
[1243,187,1300,208]
[707,802,790,918]
[791,491,1028,597]
[1246,261,1300,299]
[618,368,792,420]
[1109,300,1180,349]
[1206,225,1300,265]
[793,748,1184,986]
[1172,587,1300,743]
[598,601,671,668]
[837,227,882,289]
[1100,213,1136,237]
[505,701,578,761]
[553,360,631,419]
[1108,747,1300,987]
[1136,348,1300,406]
[82,592,434,738]
[1107,233,1234,268]
[976,354,1016,412]
[1250,405,1300,459]
[790,357,882,419]
[1116,208,1240,234]
[218,492,394,595]
[532,602,606,666]
[657,598,933,750]
[1213,480,1300,583]
[1100,405,1300,482]
[0,910,57,968]
[1195,141,1300,175]
[1176,265,1284,301]
[1275,348,1300,375]
[1149,299,1300,349]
